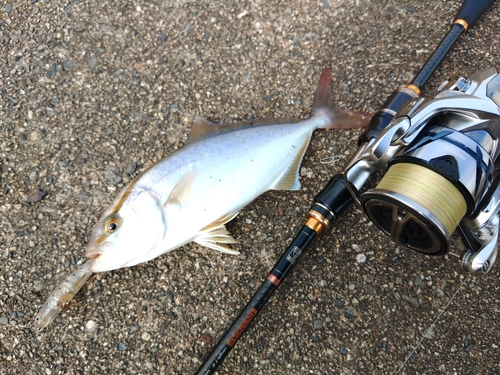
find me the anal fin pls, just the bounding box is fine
[193,211,240,254]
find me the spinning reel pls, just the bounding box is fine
[345,67,500,274]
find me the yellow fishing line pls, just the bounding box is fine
[377,163,467,235]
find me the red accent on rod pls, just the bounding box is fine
[226,308,258,347]
[266,273,281,287]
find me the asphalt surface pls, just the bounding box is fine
[1,0,500,374]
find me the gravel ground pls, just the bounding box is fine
[1,0,500,374]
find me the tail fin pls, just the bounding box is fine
[311,68,371,129]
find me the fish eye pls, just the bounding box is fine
[104,216,121,234]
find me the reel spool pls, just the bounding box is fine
[362,163,467,255]
[344,67,500,273]
[361,123,493,256]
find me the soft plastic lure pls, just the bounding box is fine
[35,261,93,328]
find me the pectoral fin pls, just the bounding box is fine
[271,133,311,191]
[193,211,240,254]
[164,171,196,208]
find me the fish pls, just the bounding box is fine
[35,68,369,328]
[85,68,369,272]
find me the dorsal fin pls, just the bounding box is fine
[185,116,302,146]
[271,133,312,191]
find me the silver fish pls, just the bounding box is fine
[35,68,368,328]
[84,68,369,272]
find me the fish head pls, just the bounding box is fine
[86,187,165,272]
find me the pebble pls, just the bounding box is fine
[33,279,45,291]
[118,342,127,351]
[365,285,377,295]
[124,161,137,175]
[344,310,356,321]
[201,334,212,343]
[38,206,58,214]
[88,57,98,69]
[46,64,57,77]
[141,332,151,341]
[62,61,74,70]
[5,4,13,13]
[26,188,47,203]
[401,294,420,308]
[30,130,41,141]
[165,290,174,303]
[85,320,98,332]
[159,33,168,43]
[415,275,423,286]
[77,192,91,203]
[313,268,323,276]
[356,253,367,263]
[130,325,141,333]
[104,167,123,185]
[46,108,57,116]
[424,326,436,339]
[313,320,323,329]
[0,316,8,325]
[464,340,476,352]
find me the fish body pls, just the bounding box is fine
[86,68,369,272]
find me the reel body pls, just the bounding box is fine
[345,67,500,274]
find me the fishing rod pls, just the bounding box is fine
[194,1,497,374]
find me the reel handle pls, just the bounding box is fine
[455,0,496,29]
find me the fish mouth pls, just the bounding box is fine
[85,235,111,260]
[85,248,109,272]
[85,244,102,260]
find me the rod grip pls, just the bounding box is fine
[454,0,496,28]
[310,174,353,224]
